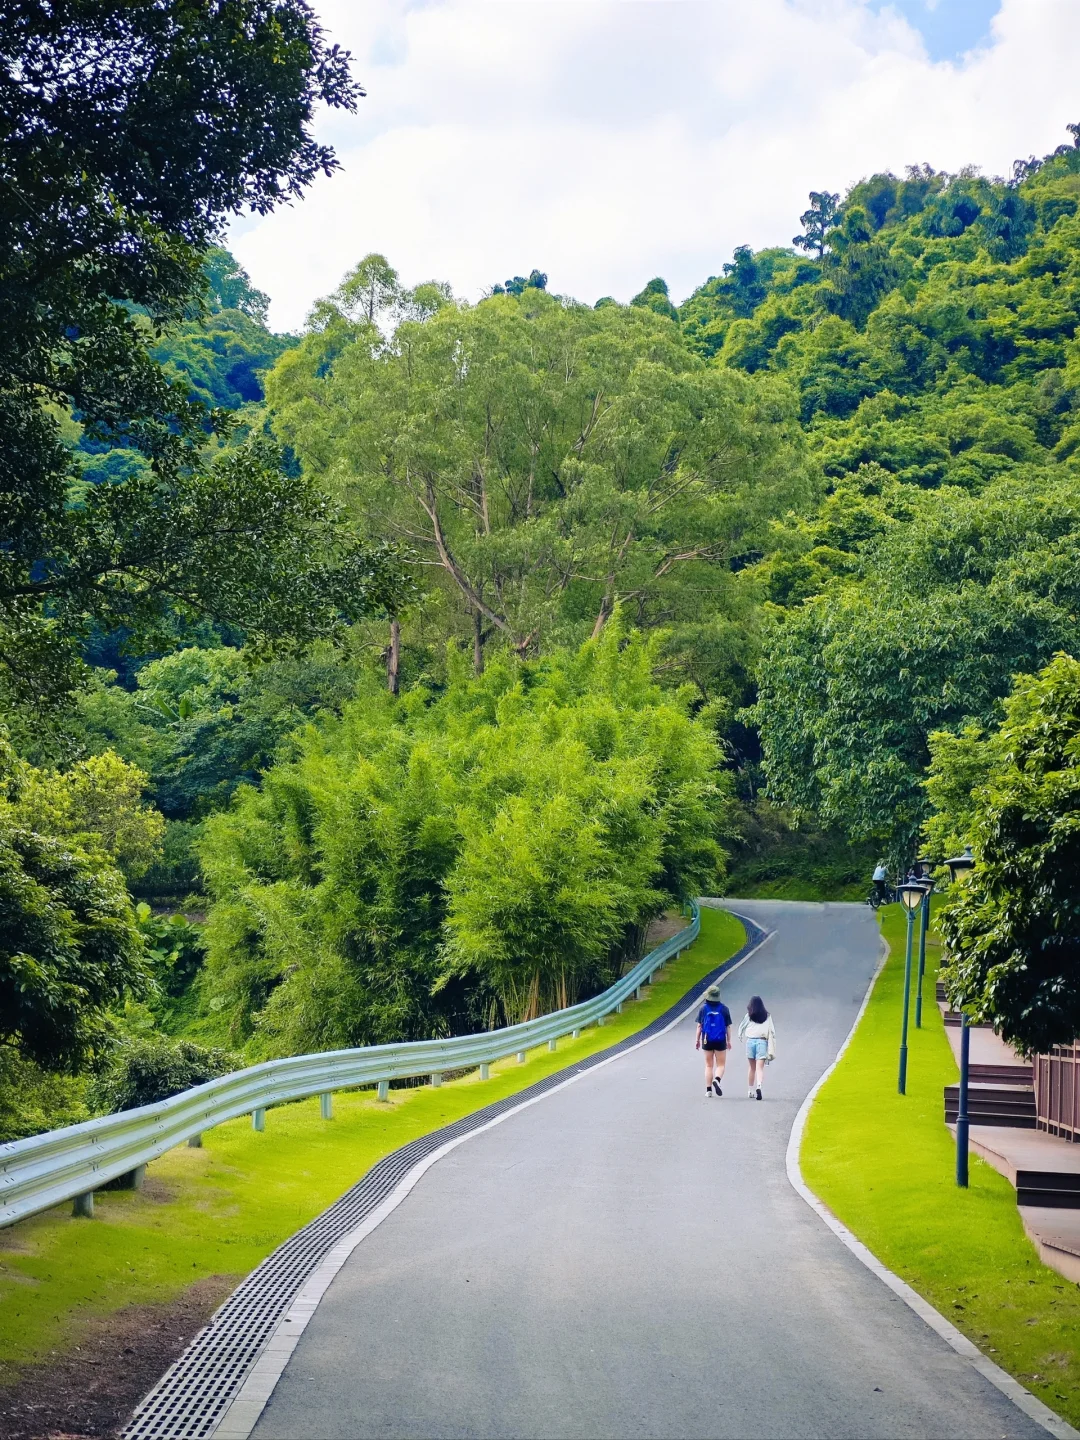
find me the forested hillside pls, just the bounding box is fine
[5,109,1080,1136]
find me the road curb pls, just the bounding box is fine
[786,932,1079,1440]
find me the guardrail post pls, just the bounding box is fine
[377,1080,389,1102]
[187,1133,202,1148]
[252,1108,266,1132]
[615,1002,623,1014]
[480,1063,490,1080]
[547,1038,557,1052]
[72,1191,94,1218]
[319,1093,333,1120]
[634,986,642,1001]
[572,1028,581,1039]
[516,1051,526,1064]
[597,1014,606,1026]
[430,1072,442,1088]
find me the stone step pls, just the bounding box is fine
[969,1062,1033,1085]
[943,1012,993,1028]
[944,1083,1036,1129]
[1016,1170,1080,1209]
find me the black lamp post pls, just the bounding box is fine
[945,847,977,1187]
[913,858,934,1029]
[897,881,928,1094]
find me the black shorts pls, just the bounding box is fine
[703,1041,727,1052]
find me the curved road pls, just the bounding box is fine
[249,900,1049,1440]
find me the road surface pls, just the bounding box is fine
[250,900,1049,1440]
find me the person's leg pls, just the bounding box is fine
[747,1051,755,1093]
[704,1047,716,1088]
[754,1056,766,1092]
[716,1044,727,1081]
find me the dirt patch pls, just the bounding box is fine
[0,1273,238,1440]
[644,910,689,948]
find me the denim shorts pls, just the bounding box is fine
[746,1037,768,1061]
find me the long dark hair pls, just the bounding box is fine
[747,995,768,1024]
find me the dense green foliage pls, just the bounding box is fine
[88,1036,233,1114]
[268,265,811,697]
[0,0,403,717]
[0,735,147,1071]
[727,132,1080,856]
[929,655,1080,1053]
[7,78,1080,1132]
[197,624,732,1053]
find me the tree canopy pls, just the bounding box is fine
[0,1,405,715]
[930,656,1080,1054]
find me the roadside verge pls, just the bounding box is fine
[792,905,1080,1436]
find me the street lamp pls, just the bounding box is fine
[944,846,977,1187]
[897,881,929,1095]
[945,846,975,884]
[914,865,934,1030]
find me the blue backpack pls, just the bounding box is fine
[701,1002,727,1045]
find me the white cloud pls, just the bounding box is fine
[227,0,1080,331]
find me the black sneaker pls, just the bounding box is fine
[706,1085,713,1096]
[755,1087,763,1101]
[712,1078,723,1097]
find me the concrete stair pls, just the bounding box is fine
[1016,1170,1080,1209]
[943,1081,1035,1128]
[956,1126,1080,1216]
[969,1061,1032,1084]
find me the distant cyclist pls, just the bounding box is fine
[695,984,732,1097]
[872,860,889,906]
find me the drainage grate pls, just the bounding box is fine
[123,919,765,1440]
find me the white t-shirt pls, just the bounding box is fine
[738,1014,776,1046]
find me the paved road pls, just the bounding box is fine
[251,900,1048,1440]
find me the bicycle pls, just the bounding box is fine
[866,879,896,910]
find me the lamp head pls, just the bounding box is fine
[898,881,929,912]
[945,846,976,884]
[914,856,934,880]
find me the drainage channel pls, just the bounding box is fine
[123,917,765,1440]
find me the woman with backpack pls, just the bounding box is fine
[695,983,732,1097]
[738,996,775,1100]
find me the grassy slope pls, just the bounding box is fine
[802,905,1080,1428]
[722,877,865,902]
[0,907,745,1377]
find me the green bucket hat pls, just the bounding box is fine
[704,984,722,1002]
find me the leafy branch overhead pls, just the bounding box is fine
[0,0,408,713]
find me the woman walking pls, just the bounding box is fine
[738,996,775,1100]
[695,983,732,1097]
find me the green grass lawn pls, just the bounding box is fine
[802,904,1080,1429]
[0,907,745,1378]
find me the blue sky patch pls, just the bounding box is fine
[874,0,1001,62]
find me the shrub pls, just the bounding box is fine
[89,1036,235,1113]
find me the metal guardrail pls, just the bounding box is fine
[0,903,700,1227]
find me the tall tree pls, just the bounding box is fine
[933,656,1080,1054]
[0,1,401,713]
[267,285,811,685]
[793,191,840,259]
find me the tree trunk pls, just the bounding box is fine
[472,608,484,676]
[387,617,401,695]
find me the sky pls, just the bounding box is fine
[227,0,1080,333]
